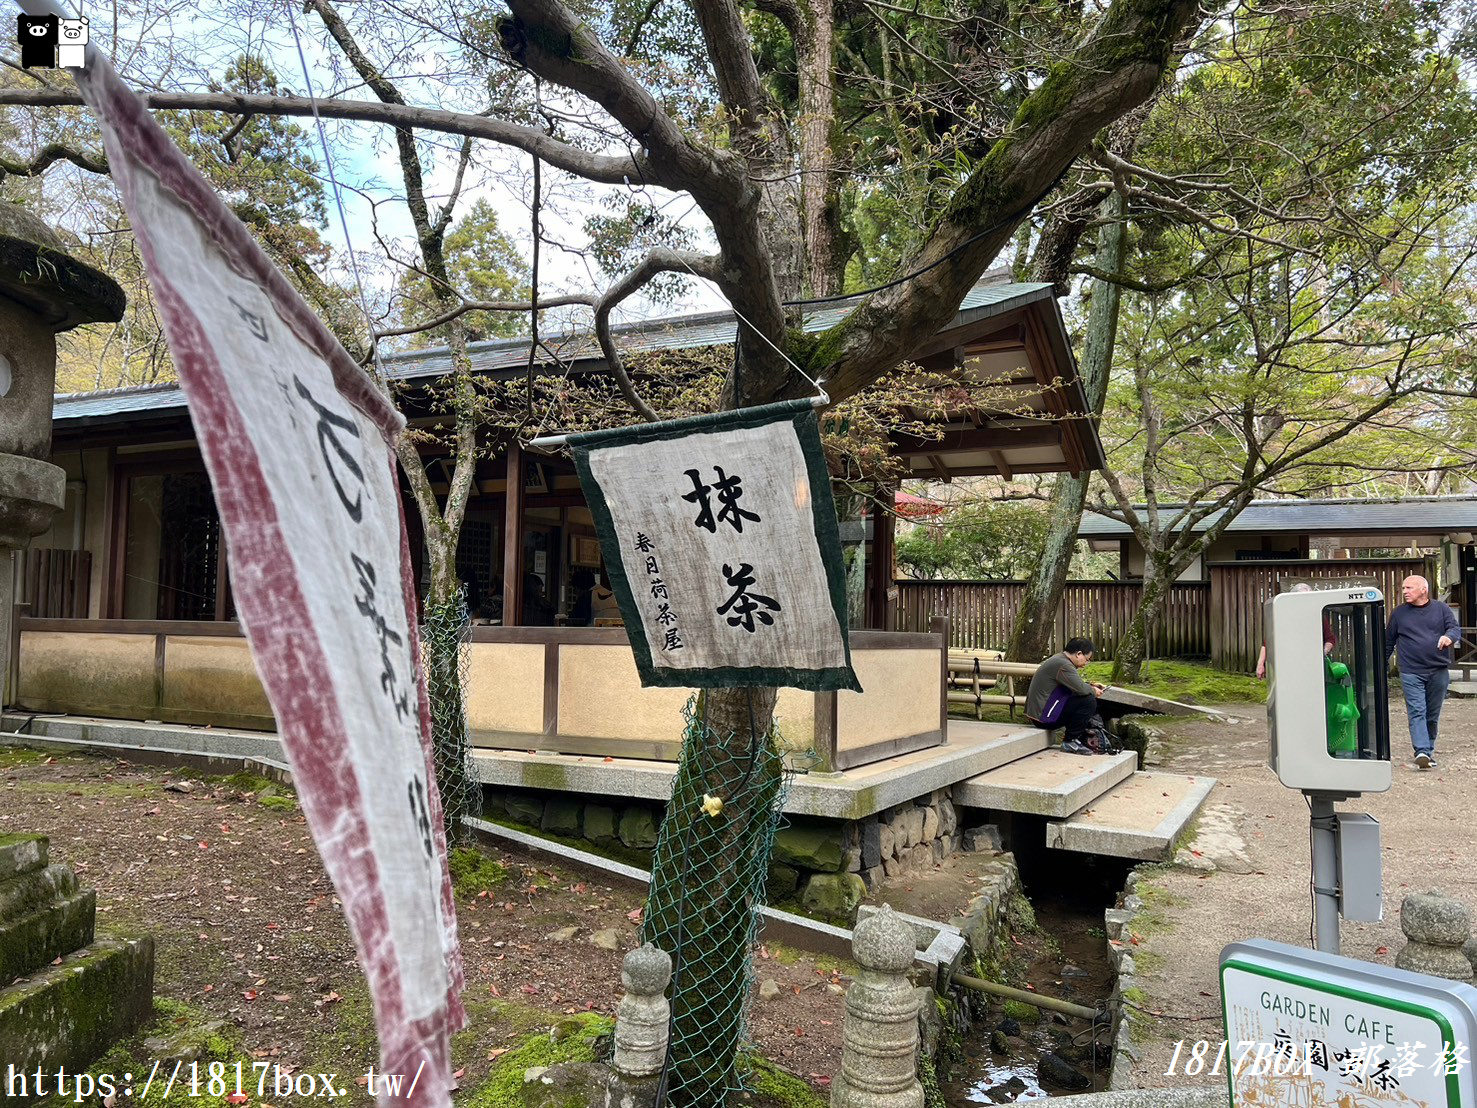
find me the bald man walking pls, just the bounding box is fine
[1385,575,1461,769]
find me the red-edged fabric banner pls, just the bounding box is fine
[74,55,464,1106]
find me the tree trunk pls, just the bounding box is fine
[642,685,781,1104]
[797,0,843,298]
[1111,553,1169,684]
[1008,479,1091,661]
[1111,537,1205,683]
[418,507,479,841]
[1006,191,1127,663]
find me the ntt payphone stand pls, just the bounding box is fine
[1266,585,1390,954]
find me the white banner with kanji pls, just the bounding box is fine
[570,400,861,691]
[74,54,463,1107]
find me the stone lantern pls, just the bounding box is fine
[0,202,125,699]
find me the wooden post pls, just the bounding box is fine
[0,559,14,706]
[502,441,523,627]
[1208,563,1225,671]
[870,490,896,630]
[932,615,949,738]
[813,690,839,773]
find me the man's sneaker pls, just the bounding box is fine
[1416,752,1432,769]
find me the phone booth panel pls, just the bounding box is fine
[1266,587,1390,794]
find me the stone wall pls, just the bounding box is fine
[482,789,664,859]
[480,785,965,926]
[1104,867,1153,1090]
[859,789,962,885]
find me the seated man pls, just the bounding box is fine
[1025,637,1124,748]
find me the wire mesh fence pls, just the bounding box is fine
[641,694,795,1108]
[421,592,480,842]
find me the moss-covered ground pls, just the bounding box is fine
[1083,659,1265,705]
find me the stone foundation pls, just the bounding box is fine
[483,784,969,926]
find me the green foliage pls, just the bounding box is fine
[895,500,1050,580]
[46,51,361,389]
[448,845,510,897]
[1102,0,1477,515]
[395,198,530,343]
[1088,0,1477,678]
[167,55,326,251]
[584,197,699,306]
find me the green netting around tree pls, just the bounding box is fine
[421,592,480,842]
[641,694,796,1108]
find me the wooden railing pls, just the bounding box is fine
[464,618,951,772]
[11,617,952,773]
[891,579,1211,659]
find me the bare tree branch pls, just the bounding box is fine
[498,0,789,398]
[595,248,722,423]
[0,140,108,177]
[373,294,595,341]
[0,86,648,186]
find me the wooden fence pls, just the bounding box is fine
[14,549,91,619]
[1209,557,1435,672]
[894,556,1437,669]
[891,579,1211,659]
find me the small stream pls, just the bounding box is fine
[942,837,1129,1105]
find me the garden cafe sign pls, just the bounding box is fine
[1220,940,1477,1108]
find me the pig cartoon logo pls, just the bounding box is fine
[16,14,58,69]
[57,16,88,68]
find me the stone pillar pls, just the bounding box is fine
[0,834,154,1098]
[1395,890,1474,982]
[832,904,924,1108]
[0,204,124,676]
[613,943,672,1078]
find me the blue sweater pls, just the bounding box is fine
[1385,601,1460,675]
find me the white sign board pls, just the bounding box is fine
[1222,940,1477,1108]
[570,400,860,692]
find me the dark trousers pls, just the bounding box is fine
[1061,693,1134,740]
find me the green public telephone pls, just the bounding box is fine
[1324,656,1360,758]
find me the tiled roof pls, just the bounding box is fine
[53,276,1055,425]
[1078,496,1477,537]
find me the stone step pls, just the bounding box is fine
[0,889,96,983]
[0,864,77,923]
[953,749,1138,819]
[0,936,155,1104]
[0,835,47,883]
[1448,680,1477,700]
[1045,772,1217,860]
